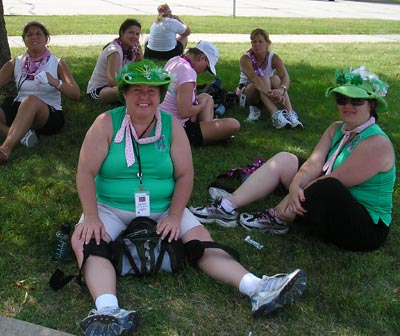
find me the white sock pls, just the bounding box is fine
[239,273,261,297]
[221,198,236,213]
[95,294,119,312]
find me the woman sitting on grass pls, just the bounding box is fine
[144,3,191,61]
[191,67,395,252]
[72,60,306,336]
[0,21,80,163]
[237,28,303,128]
[160,41,240,146]
[86,18,143,105]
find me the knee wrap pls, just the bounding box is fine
[184,239,240,265]
[83,238,112,262]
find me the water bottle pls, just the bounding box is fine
[52,223,71,261]
[215,104,226,116]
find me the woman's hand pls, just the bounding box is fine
[286,184,307,216]
[156,213,181,242]
[74,216,106,245]
[133,43,143,61]
[267,88,285,105]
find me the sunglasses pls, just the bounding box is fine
[335,94,367,106]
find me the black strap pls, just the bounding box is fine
[184,239,240,265]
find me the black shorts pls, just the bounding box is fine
[183,120,203,146]
[144,41,184,61]
[1,97,65,135]
[88,86,107,101]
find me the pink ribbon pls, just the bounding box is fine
[114,109,162,167]
[323,116,375,175]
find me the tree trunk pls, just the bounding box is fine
[0,0,17,99]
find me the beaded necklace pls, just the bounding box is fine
[115,38,133,63]
[248,49,266,77]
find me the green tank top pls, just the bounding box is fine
[328,123,395,226]
[96,106,174,212]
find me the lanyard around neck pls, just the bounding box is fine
[132,116,156,189]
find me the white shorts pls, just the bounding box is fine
[77,203,202,241]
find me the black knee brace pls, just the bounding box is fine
[184,239,240,266]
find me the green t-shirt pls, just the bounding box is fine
[328,123,396,226]
[96,106,174,212]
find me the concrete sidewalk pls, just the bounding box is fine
[0,315,75,336]
[8,33,400,48]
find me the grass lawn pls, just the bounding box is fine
[0,16,399,336]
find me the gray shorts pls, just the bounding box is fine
[77,203,202,241]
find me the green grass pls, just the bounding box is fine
[1,17,400,336]
[4,15,400,35]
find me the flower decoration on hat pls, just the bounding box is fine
[334,66,389,97]
[116,60,172,104]
[326,65,389,113]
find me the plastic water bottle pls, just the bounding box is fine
[52,223,72,261]
[215,104,226,116]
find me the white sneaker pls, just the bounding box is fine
[271,110,290,129]
[251,269,307,317]
[208,186,231,200]
[284,110,303,128]
[20,129,38,148]
[246,106,261,122]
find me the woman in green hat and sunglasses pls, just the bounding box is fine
[190,66,395,252]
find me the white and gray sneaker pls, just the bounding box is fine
[246,105,261,122]
[251,269,307,318]
[189,198,238,227]
[239,208,289,235]
[20,129,39,148]
[208,186,231,201]
[80,307,140,336]
[284,110,303,128]
[271,110,290,129]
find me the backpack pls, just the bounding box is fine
[208,157,266,196]
[110,217,186,276]
[199,78,237,111]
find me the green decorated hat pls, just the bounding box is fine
[326,66,389,113]
[116,60,172,104]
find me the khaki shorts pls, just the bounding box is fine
[77,203,202,241]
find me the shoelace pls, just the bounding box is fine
[259,274,288,291]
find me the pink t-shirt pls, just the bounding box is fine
[159,56,197,124]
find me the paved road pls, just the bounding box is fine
[4,0,400,20]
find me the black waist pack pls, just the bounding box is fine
[110,217,186,276]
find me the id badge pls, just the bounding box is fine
[134,190,150,217]
[239,93,246,107]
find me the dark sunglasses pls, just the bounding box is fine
[335,94,367,106]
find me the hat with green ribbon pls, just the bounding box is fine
[116,60,172,104]
[326,66,389,113]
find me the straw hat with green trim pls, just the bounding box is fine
[326,67,389,113]
[116,60,172,104]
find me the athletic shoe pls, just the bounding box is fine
[189,198,238,227]
[20,129,38,147]
[80,307,140,336]
[271,110,290,129]
[284,110,303,128]
[239,208,289,235]
[251,269,307,318]
[245,105,261,122]
[208,186,231,200]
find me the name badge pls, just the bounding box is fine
[134,190,150,217]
